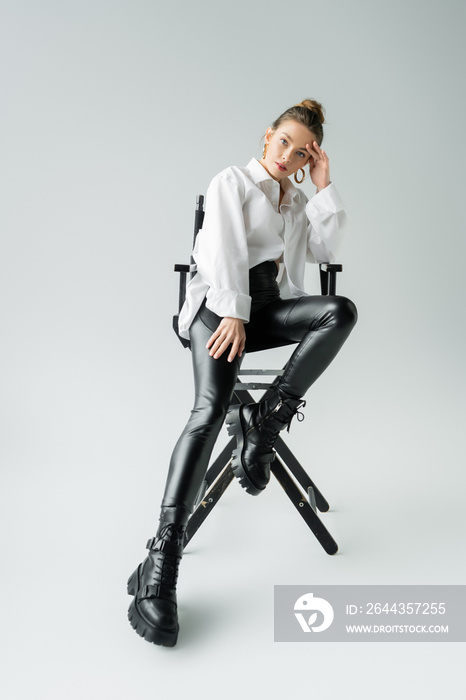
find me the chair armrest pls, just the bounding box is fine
[319,263,343,295]
[174,263,197,312]
[172,262,199,349]
[174,263,197,274]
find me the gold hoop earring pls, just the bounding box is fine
[262,143,268,159]
[294,168,306,184]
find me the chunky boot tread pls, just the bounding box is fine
[128,599,178,647]
[231,447,264,495]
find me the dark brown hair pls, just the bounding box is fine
[271,99,325,146]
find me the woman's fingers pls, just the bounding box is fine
[208,333,228,357]
[206,317,246,361]
[227,337,241,363]
[307,141,329,162]
[206,329,220,350]
[306,141,330,190]
[306,142,320,161]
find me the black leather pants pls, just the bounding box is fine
[162,262,357,511]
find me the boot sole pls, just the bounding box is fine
[225,406,266,496]
[127,567,179,647]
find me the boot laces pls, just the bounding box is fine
[285,400,306,432]
[257,400,306,449]
[157,523,185,547]
[146,525,183,592]
[151,551,180,587]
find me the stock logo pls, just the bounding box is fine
[294,592,334,633]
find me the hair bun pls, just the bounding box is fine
[270,99,326,146]
[295,99,325,125]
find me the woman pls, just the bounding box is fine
[127,100,357,647]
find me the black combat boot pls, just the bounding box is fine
[127,505,190,647]
[226,387,305,495]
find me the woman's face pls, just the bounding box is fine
[262,119,317,182]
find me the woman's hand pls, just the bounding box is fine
[305,140,331,191]
[206,317,246,363]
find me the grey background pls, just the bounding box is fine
[1,0,465,698]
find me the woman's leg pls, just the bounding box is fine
[227,295,357,494]
[247,294,358,397]
[162,307,243,510]
[128,306,242,646]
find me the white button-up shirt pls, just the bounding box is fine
[178,157,347,339]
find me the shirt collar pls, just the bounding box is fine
[246,158,300,203]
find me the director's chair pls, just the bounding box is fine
[173,195,343,555]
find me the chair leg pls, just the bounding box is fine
[270,455,338,555]
[194,438,236,507]
[274,435,330,512]
[184,461,235,548]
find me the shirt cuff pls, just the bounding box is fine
[306,182,345,216]
[206,287,251,322]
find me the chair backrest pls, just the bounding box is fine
[193,194,204,250]
[172,196,205,348]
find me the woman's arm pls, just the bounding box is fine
[194,169,250,361]
[304,184,347,263]
[194,170,251,322]
[300,140,347,263]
